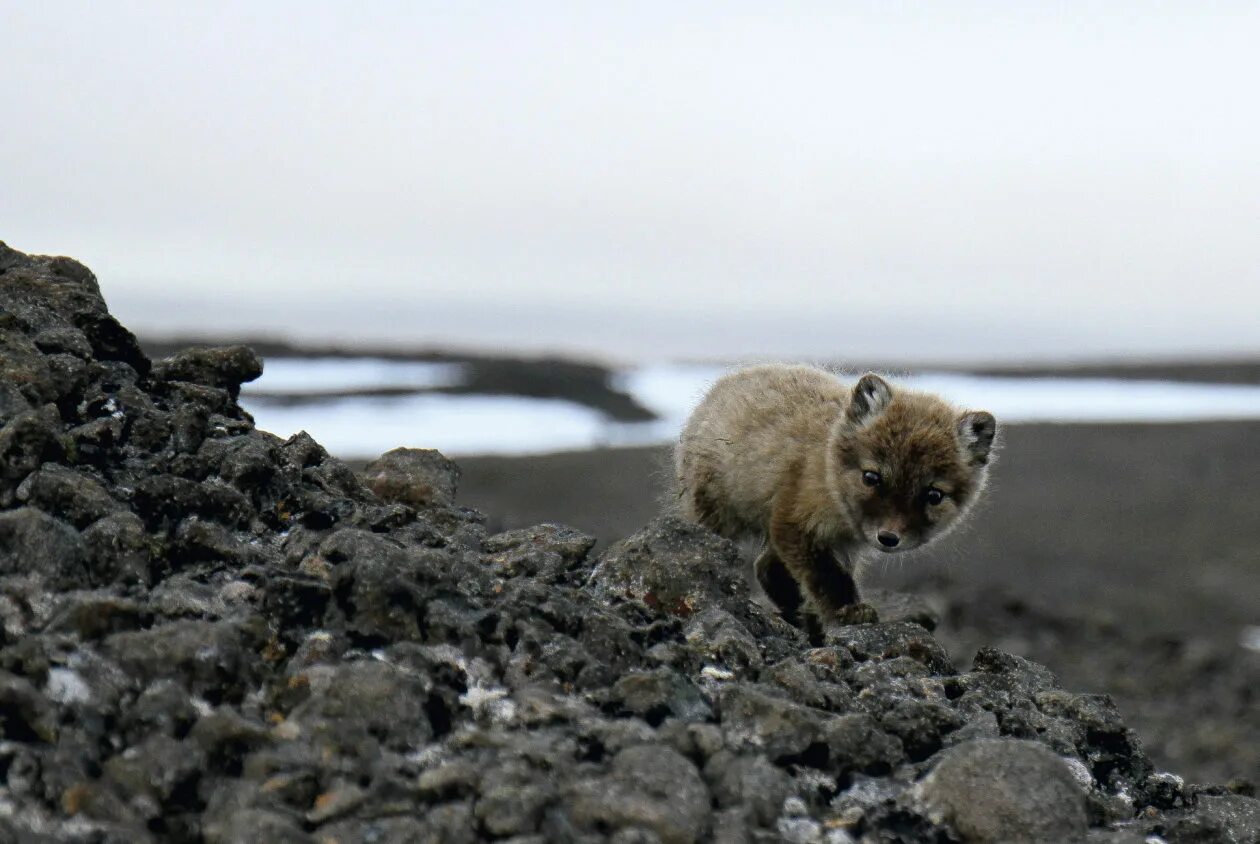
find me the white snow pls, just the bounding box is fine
[905,372,1260,423]
[621,364,1260,426]
[242,357,466,394]
[246,393,626,457]
[241,360,1260,457]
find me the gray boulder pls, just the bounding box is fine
[916,738,1088,843]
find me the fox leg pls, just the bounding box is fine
[754,544,803,625]
[769,506,861,641]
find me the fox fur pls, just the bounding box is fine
[675,364,996,634]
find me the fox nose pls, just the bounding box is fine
[877,530,900,548]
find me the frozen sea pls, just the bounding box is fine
[240,359,1260,458]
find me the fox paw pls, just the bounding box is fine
[832,602,880,626]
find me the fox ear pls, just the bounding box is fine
[957,411,996,465]
[847,373,893,426]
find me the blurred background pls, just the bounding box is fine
[3,3,1258,783]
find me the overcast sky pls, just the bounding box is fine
[3,2,1258,362]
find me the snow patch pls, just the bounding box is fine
[243,358,467,394]
[244,360,1260,457]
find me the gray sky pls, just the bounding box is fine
[3,2,1258,362]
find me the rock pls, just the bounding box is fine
[717,684,826,760]
[203,808,312,844]
[102,733,206,819]
[0,409,64,503]
[17,463,122,528]
[684,607,764,670]
[153,345,263,398]
[286,660,435,751]
[0,381,33,427]
[81,511,153,586]
[361,446,461,508]
[1164,793,1260,843]
[475,759,556,836]
[0,506,85,583]
[825,621,955,675]
[705,751,792,826]
[593,516,746,618]
[610,667,712,725]
[103,619,265,702]
[916,738,1088,843]
[33,326,93,359]
[874,697,965,762]
[1184,796,1254,841]
[566,745,711,843]
[482,522,596,582]
[821,714,904,775]
[0,671,59,743]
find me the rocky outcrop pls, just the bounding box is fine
[0,241,1256,843]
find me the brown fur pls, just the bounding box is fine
[675,364,995,634]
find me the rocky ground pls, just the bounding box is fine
[1,240,1258,842]
[456,428,1260,789]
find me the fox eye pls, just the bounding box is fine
[861,470,881,487]
[925,488,945,505]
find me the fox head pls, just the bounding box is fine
[827,373,996,554]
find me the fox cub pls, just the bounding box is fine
[675,365,996,635]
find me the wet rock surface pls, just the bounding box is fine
[0,240,1257,842]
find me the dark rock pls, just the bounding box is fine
[153,345,263,398]
[321,529,437,641]
[705,752,791,826]
[916,738,1088,843]
[0,381,33,427]
[482,522,596,582]
[102,733,207,820]
[77,312,150,375]
[0,408,64,504]
[610,667,712,725]
[684,607,764,670]
[0,670,59,743]
[874,697,965,762]
[826,621,955,675]
[592,516,746,618]
[203,808,312,844]
[81,511,153,586]
[132,474,254,530]
[761,656,852,710]
[475,759,557,836]
[45,591,147,639]
[286,659,435,751]
[1168,793,1260,842]
[0,506,85,584]
[103,619,266,702]
[566,744,711,843]
[17,463,122,528]
[717,684,826,760]
[33,326,93,359]
[362,446,461,508]
[822,713,904,775]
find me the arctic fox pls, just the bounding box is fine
[675,365,996,636]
